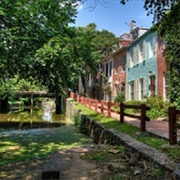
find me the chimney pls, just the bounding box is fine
[130,20,136,32]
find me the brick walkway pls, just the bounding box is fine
[110,112,180,142]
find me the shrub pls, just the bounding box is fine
[124,96,170,120]
[125,100,142,114]
[114,92,125,103]
[144,95,170,120]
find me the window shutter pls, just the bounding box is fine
[127,82,130,101]
[134,80,136,100]
[137,80,139,100]
[143,78,146,97]
[143,41,146,60]
[134,80,138,100]
[137,47,139,64]
[127,53,130,68]
[133,48,135,65]
[135,47,138,64]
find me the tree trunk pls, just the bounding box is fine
[56,95,63,114]
[0,97,9,113]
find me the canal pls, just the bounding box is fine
[0,97,69,130]
[0,111,71,130]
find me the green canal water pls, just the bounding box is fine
[0,110,72,130]
[0,111,65,122]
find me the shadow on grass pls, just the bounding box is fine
[0,124,90,165]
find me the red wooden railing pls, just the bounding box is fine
[70,92,180,144]
[120,103,150,132]
[70,92,150,131]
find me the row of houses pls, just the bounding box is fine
[79,20,169,102]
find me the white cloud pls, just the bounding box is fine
[75,1,83,11]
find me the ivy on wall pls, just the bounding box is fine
[158,2,180,108]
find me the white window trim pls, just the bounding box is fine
[164,73,169,100]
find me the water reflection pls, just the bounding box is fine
[0,111,67,122]
[42,98,55,121]
[0,110,72,130]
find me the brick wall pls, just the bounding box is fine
[112,48,126,99]
[157,36,168,98]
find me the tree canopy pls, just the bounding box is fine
[0,0,77,79]
[0,0,80,97]
[0,0,118,97]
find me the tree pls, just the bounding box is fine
[0,0,84,101]
[76,23,119,72]
[0,0,78,82]
[75,23,119,96]
[0,0,118,96]
[34,30,78,94]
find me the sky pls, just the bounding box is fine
[73,0,154,37]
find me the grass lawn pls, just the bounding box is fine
[0,100,179,166]
[0,119,91,165]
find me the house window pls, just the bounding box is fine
[129,46,138,66]
[133,46,138,65]
[129,50,133,67]
[150,35,156,57]
[115,59,118,74]
[139,78,146,100]
[109,61,112,76]
[105,63,108,77]
[114,83,119,96]
[162,37,167,53]
[121,55,126,72]
[164,73,170,100]
[121,83,125,93]
[139,41,145,62]
[132,48,136,65]
[129,81,134,100]
[150,75,156,95]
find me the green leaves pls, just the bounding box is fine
[0,0,118,97]
[0,75,44,99]
[0,0,78,78]
[157,2,180,108]
[0,0,78,93]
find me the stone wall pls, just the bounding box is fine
[66,99,121,145]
